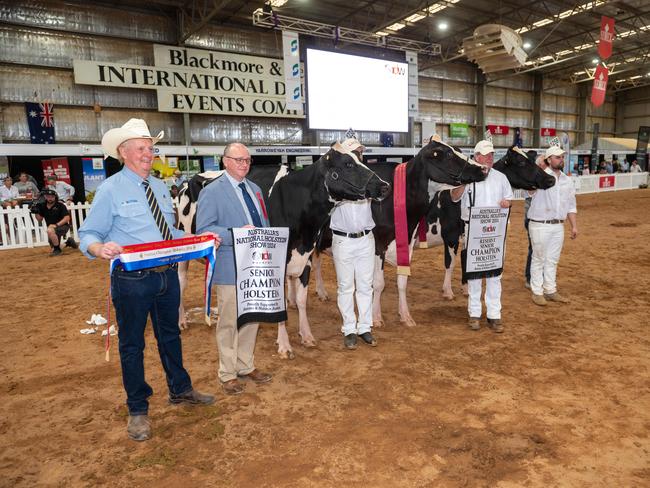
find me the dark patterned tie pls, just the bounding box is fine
[238,182,263,227]
[142,179,173,240]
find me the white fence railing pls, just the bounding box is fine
[0,202,91,250]
[511,172,648,200]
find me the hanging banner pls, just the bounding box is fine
[464,206,510,279]
[540,128,556,137]
[42,157,71,185]
[82,158,106,199]
[449,123,469,138]
[232,227,290,327]
[591,64,608,108]
[598,16,615,60]
[282,31,302,111]
[486,124,509,135]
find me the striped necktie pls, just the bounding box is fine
[142,179,173,240]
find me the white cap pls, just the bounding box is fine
[545,145,565,159]
[339,137,365,153]
[474,140,494,155]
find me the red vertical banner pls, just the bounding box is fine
[591,64,609,108]
[42,157,71,185]
[598,16,615,60]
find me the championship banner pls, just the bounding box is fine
[110,235,218,324]
[232,227,289,327]
[464,206,510,280]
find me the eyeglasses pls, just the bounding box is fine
[225,156,252,165]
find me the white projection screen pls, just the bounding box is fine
[306,48,409,133]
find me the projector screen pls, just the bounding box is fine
[306,48,409,133]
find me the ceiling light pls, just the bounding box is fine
[592,58,599,64]
[438,21,448,31]
[523,41,532,49]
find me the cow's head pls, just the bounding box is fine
[321,144,391,202]
[417,136,486,186]
[493,146,556,190]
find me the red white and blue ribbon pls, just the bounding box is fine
[110,235,218,324]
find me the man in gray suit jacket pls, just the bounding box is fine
[196,143,272,395]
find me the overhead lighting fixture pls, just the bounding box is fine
[516,1,606,34]
[523,41,532,49]
[438,21,448,31]
[592,58,599,64]
[375,0,459,36]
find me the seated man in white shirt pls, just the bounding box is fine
[527,145,578,306]
[1,176,19,208]
[330,138,377,350]
[451,140,513,333]
[46,175,75,203]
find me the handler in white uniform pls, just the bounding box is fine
[451,140,513,333]
[331,138,377,350]
[527,145,578,306]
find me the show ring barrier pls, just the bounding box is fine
[1,173,647,251]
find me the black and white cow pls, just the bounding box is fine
[175,165,289,329]
[270,143,390,358]
[420,145,557,300]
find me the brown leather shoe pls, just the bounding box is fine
[532,294,547,306]
[544,292,569,303]
[221,379,245,395]
[468,317,480,331]
[127,414,151,442]
[238,369,272,384]
[487,318,504,333]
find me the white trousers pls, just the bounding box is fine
[528,221,564,296]
[467,276,502,319]
[332,232,375,336]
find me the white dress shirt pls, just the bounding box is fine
[460,168,513,221]
[527,168,577,221]
[330,200,375,234]
[0,184,19,201]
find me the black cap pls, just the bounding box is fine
[41,189,57,197]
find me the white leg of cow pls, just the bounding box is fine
[276,321,295,360]
[442,245,456,300]
[177,260,190,330]
[397,274,416,327]
[311,253,330,301]
[372,255,386,328]
[287,276,297,309]
[296,281,317,347]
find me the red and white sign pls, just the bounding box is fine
[41,157,71,185]
[540,128,556,137]
[599,175,615,189]
[486,125,509,135]
[598,16,615,60]
[591,64,609,108]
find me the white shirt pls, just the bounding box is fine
[0,184,19,201]
[330,199,375,233]
[630,164,642,173]
[460,168,513,221]
[527,168,577,221]
[48,181,75,200]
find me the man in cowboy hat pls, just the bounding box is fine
[527,143,577,306]
[330,138,378,350]
[451,139,513,333]
[79,118,218,442]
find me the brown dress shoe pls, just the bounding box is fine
[221,379,245,395]
[544,292,569,303]
[487,318,504,333]
[532,294,547,306]
[127,414,151,442]
[468,317,480,331]
[238,369,272,384]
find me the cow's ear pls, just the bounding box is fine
[527,150,537,161]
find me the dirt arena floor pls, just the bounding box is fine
[1,189,649,487]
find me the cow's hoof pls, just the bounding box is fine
[401,317,417,327]
[317,292,329,302]
[179,323,188,331]
[300,336,317,348]
[278,349,296,360]
[442,293,454,300]
[288,302,298,310]
[373,319,386,328]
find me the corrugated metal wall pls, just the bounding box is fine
[618,86,650,139]
[0,0,635,149]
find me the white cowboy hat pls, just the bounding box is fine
[474,140,495,155]
[101,118,164,159]
[545,145,566,159]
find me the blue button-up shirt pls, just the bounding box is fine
[79,166,184,258]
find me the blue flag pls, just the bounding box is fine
[513,127,523,148]
[25,102,56,144]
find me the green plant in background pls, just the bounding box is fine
[85,190,96,204]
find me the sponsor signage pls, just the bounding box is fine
[486,124,509,135]
[282,31,302,111]
[73,44,304,119]
[449,122,469,138]
[599,175,615,189]
[591,64,609,108]
[540,127,556,137]
[598,16,615,60]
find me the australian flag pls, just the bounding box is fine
[25,102,56,144]
[513,127,523,148]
